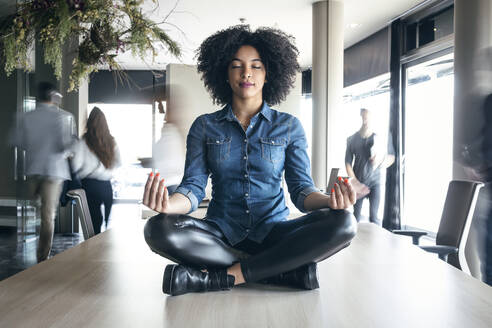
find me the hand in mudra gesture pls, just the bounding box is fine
[329,177,357,210]
[143,172,170,213]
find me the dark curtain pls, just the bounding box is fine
[382,20,402,231]
[302,69,312,95]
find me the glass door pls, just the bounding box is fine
[15,71,38,243]
[86,104,154,202]
[402,52,454,232]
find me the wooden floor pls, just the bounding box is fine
[0,210,491,327]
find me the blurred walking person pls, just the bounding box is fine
[152,96,186,195]
[345,108,395,225]
[10,82,77,262]
[71,107,121,234]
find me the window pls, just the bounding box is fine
[404,5,454,52]
[87,104,153,201]
[418,8,453,47]
[403,52,454,232]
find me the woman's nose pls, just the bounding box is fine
[241,68,252,79]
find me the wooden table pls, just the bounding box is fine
[1,218,491,328]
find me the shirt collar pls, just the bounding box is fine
[216,102,273,122]
[36,103,58,111]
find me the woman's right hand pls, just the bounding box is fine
[143,172,170,213]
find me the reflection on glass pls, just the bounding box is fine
[404,52,454,232]
[404,6,453,53]
[418,7,454,47]
[406,23,417,52]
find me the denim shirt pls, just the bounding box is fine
[175,102,319,245]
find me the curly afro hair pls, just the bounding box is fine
[196,25,300,106]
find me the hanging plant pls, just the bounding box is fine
[0,0,181,91]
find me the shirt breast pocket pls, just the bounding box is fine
[207,137,231,163]
[260,137,286,163]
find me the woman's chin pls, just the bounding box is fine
[234,90,261,101]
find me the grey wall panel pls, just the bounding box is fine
[344,28,390,87]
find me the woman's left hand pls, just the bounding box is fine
[328,177,357,210]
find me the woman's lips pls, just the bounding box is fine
[240,82,254,88]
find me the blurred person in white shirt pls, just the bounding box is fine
[152,98,186,195]
[71,107,121,234]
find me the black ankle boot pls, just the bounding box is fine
[260,263,319,290]
[163,264,235,296]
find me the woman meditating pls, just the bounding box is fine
[143,25,357,296]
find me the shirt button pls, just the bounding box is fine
[246,229,250,233]
[246,210,250,214]
[243,156,247,160]
[244,139,248,143]
[245,193,249,197]
[244,174,248,178]
[271,140,275,144]
[216,140,220,144]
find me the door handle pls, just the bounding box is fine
[22,150,26,181]
[14,147,18,181]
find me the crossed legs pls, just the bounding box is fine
[144,209,357,288]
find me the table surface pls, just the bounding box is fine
[1,215,491,328]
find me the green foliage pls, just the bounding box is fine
[0,0,181,91]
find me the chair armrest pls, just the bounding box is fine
[419,245,458,262]
[392,230,428,245]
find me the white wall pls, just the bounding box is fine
[165,64,216,137]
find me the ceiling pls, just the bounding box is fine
[117,0,428,69]
[0,0,429,70]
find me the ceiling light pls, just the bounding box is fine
[348,23,361,29]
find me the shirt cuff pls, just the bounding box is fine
[174,186,199,214]
[296,186,320,213]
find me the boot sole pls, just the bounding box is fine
[163,264,177,295]
[306,241,352,290]
[306,263,319,290]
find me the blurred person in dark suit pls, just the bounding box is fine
[477,93,492,285]
[460,47,492,285]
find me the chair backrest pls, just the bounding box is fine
[436,180,483,274]
[66,189,95,240]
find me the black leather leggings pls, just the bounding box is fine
[144,209,357,283]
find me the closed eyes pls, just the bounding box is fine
[231,65,263,69]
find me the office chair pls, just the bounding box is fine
[393,180,483,274]
[66,189,95,240]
